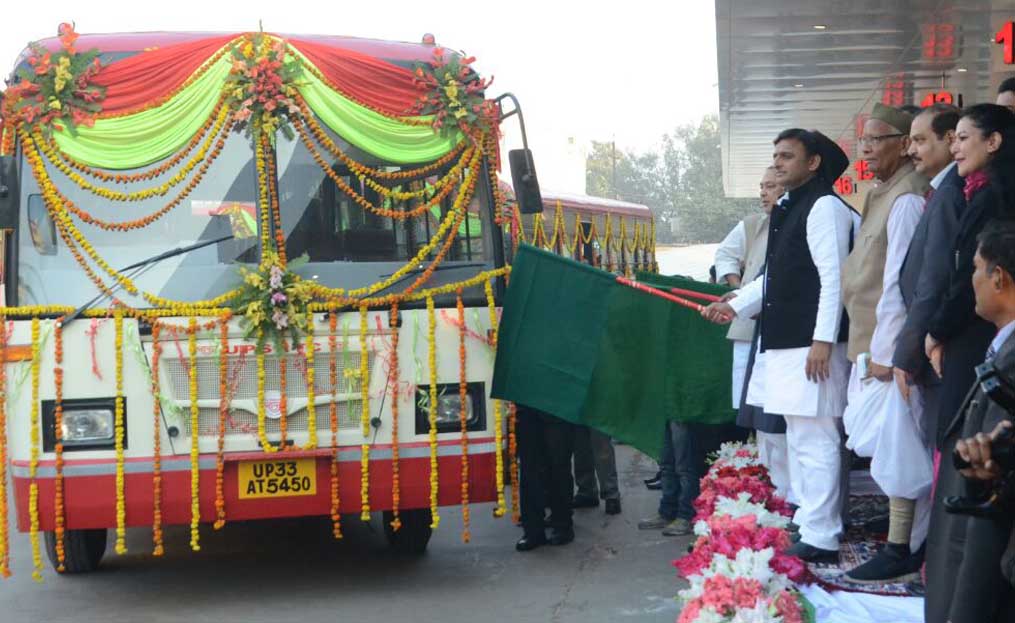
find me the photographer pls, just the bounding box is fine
[926,219,1015,623]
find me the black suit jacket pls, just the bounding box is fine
[893,165,964,380]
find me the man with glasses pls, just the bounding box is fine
[842,103,930,582]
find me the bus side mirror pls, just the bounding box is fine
[0,156,18,230]
[509,149,543,214]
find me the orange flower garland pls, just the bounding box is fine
[457,292,470,543]
[255,137,272,252]
[264,134,287,265]
[150,322,165,555]
[187,318,201,551]
[0,318,9,578]
[305,310,318,449]
[509,402,520,523]
[113,312,127,555]
[359,306,371,522]
[426,296,440,529]
[214,314,229,529]
[388,304,401,532]
[53,319,66,571]
[279,353,289,449]
[327,311,342,539]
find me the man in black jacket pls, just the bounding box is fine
[894,103,964,447]
[927,220,1015,623]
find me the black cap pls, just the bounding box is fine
[808,130,849,182]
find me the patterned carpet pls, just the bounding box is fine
[807,492,925,597]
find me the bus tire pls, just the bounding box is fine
[45,528,107,574]
[383,509,432,555]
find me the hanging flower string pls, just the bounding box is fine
[214,314,230,529]
[328,311,342,539]
[187,318,201,551]
[150,323,165,556]
[53,319,66,571]
[388,304,402,532]
[113,313,127,555]
[456,292,471,543]
[28,318,43,582]
[305,311,318,449]
[426,297,440,529]
[484,280,506,518]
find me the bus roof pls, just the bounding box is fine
[540,190,652,220]
[16,31,444,73]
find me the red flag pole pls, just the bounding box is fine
[668,287,722,303]
[615,277,704,312]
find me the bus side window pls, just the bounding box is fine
[27,194,57,256]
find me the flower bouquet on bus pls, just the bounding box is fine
[233,248,315,352]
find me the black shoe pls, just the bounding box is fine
[646,479,662,491]
[785,541,839,564]
[572,495,599,509]
[605,499,621,515]
[548,528,575,546]
[644,471,662,486]
[845,543,922,583]
[516,534,547,552]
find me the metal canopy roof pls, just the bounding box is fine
[715,0,1013,198]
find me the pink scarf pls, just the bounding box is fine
[964,169,989,202]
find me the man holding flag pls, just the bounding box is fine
[703,129,858,563]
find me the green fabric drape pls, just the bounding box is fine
[491,245,735,461]
[52,57,232,169]
[296,60,462,164]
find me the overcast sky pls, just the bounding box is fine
[0,1,720,192]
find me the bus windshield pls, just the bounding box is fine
[16,125,497,308]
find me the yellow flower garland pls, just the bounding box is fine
[359,305,370,437]
[53,320,66,570]
[151,323,165,556]
[304,311,317,449]
[327,312,342,539]
[114,313,127,555]
[360,443,370,522]
[187,318,201,551]
[29,318,43,582]
[255,333,276,453]
[388,304,401,532]
[456,294,470,543]
[484,279,506,518]
[426,296,440,529]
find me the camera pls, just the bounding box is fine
[943,361,1015,518]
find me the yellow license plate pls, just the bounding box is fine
[238,458,317,499]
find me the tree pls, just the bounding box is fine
[586,115,758,244]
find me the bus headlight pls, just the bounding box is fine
[43,398,123,452]
[62,409,114,445]
[414,383,486,434]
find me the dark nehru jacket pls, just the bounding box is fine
[760,174,851,351]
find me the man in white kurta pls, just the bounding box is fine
[704,129,857,562]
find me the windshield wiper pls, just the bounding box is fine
[62,234,234,326]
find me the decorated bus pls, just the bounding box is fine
[0,25,538,578]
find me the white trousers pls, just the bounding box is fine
[731,340,751,408]
[757,430,796,506]
[786,414,843,551]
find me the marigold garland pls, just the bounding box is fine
[359,305,370,437]
[255,335,276,453]
[278,352,289,449]
[28,318,43,582]
[53,319,66,571]
[327,311,342,539]
[305,310,318,449]
[484,280,506,518]
[255,137,272,252]
[214,314,229,529]
[150,322,165,555]
[0,318,10,578]
[360,443,371,522]
[264,134,287,265]
[113,312,127,555]
[456,293,471,543]
[388,304,402,532]
[187,318,201,551]
[426,296,440,529]
[508,401,520,523]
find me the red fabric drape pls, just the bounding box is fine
[288,38,421,116]
[94,34,239,116]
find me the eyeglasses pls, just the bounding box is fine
[857,133,905,147]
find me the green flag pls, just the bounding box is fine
[491,244,735,461]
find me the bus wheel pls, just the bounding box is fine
[383,509,432,555]
[45,529,107,574]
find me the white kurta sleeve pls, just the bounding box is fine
[728,272,764,318]
[869,193,925,366]
[807,196,855,343]
[714,221,747,282]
